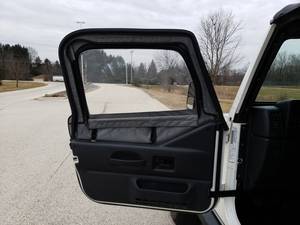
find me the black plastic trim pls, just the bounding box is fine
[89,110,198,128]
[199,211,222,225]
[59,29,227,129]
[271,3,300,25]
[234,19,300,122]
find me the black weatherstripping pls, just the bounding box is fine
[59,29,226,128]
[271,3,300,24]
[235,5,300,122]
[59,29,226,213]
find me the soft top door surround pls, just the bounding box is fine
[59,29,225,127]
[59,29,227,213]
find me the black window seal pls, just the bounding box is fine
[59,29,227,130]
[234,20,300,122]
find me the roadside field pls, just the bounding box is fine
[141,85,238,112]
[0,80,46,92]
[141,85,188,110]
[141,85,300,112]
[256,86,300,101]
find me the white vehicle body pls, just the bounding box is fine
[59,4,299,225]
[213,25,277,225]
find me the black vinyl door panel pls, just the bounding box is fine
[73,122,218,212]
[59,29,226,213]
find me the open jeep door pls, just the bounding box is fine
[59,29,227,213]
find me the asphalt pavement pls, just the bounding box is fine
[0,82,174,225]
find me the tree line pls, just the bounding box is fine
[1,9,268,89]
[82,9,247,87]
[265,52,300,86]
[83,50,191,88]
[1,9,245,89]
[0,43,61,86]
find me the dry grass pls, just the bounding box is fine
[142,85,188,110]
[0,80,46,93]
[218,99,234,112]
[256,86,300,101]
[142,84,300,112]
[214,85,239,112]
[214,85,239,100]
[142,85,239,112]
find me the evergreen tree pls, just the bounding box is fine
[147,60,158,84]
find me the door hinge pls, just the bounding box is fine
[226,117,233,143]
[210,190,238,198]
[73,156,79,164]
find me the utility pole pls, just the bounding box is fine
[130,50,134,84]
[125,63,128,84]
[76,21,86,84]
[76,21,85,29]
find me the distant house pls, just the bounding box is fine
[32,74,47,82]
[33,74,62,82]
[53,75,64,82]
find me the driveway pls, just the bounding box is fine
[0,83,174,225]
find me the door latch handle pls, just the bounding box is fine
[110,151,145,167]
[110,158,146,167]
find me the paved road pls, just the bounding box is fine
[0,82,65,110]
[0,83,173,225]
[87,84,168,114]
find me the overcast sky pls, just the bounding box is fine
[0,0,298,67]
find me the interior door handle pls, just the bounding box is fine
[110,158,146,167]
[110,151,145,167]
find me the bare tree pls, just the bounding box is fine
[154,50,181,92]
[155,50,179,70]
[197,9,242,82]
[43,58,53,81]
[28,47,38,63]
[6,53,29,88]
[276,52,288,80]
[0,46,4,85]
[268,52,289,85]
